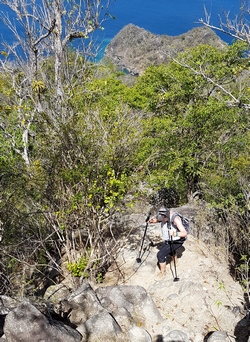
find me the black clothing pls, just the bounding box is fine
[157,241,184,263]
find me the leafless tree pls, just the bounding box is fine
[0,0,114,164]
[163,1,250,111]
[199,0,250,46]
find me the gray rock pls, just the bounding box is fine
[0,296,18,315]
[43,283,70,302]
[206,331,228,342]
[62,280,104,325]
[178,281,195,295]
[163,329,189,342]
[77,310,123,342]
[96,285,163,328]
[96,285,133,312]
[112,306,134,331]
[4,301,82,342]
[127,326,152,342]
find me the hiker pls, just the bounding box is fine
[149,207,187,281]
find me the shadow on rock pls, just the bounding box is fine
[0,315,6,337]
[234,315,250,342]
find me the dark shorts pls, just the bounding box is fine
[157,241,184,263]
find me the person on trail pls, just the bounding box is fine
[149,207,187,281]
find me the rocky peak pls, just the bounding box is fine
[104,24,227,75]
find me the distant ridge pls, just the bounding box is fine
[104,24,227,75]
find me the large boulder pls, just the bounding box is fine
[43,283,71,303]
[0,295,20,338]
[96,284,163,333]
[126,326,152,341]
[60,280,105,325]
[0,295,19,315]
[4,301,82,342]
[54,281,164,341]
[77,310,123,342]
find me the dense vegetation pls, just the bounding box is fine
[0,1,249,302]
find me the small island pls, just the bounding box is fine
[104,24,226,75]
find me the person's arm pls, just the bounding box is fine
[170,216,187,238]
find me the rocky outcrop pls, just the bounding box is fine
[0,206,249,341]
[0,282,166,342]
[3,301,82,342]
[104,24,227,75]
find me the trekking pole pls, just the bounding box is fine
[136,212,151,263]
[170,235,180,282]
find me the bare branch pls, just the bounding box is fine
[199,3,250,45]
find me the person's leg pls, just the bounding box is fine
[170,243,184,265]
[155,244,171,280]
[159,262,166,273]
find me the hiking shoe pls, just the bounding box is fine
[154,271,166,281]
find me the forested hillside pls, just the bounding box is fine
[0,0,249,306]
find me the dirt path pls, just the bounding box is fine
[101,216,247,341]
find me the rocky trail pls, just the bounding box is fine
[99,209,249,342]
[1,206,249,342]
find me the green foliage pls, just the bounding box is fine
[217,281,226,291]
[0,32,250,296]
[7,258,18,272]
[67,256,90,277]
[215,300,222,308]
[67,252,102,279]
[126,41,250,204]
[87,167,128,211]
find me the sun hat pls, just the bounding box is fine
[156,207,170,222]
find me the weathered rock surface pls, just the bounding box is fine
[3,301,82,342]
[95,284,163,334]
[104,24,227,75]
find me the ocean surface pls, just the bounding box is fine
[0,0,242,59]
[95,0,241,57]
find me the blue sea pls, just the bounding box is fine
[0,0,241,59]
[95,0,241,58]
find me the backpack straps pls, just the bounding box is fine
[170,212,180,228]
[170,212,188,241]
